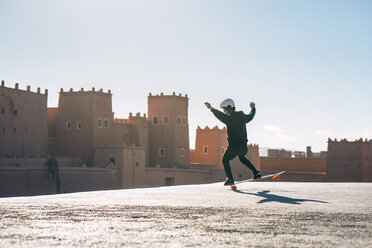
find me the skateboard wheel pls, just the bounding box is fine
[231,185,237,190]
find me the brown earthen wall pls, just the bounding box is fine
[127,115,150,165]
[111,122,132,146]
[147,94,189,167]
[55,92,95,159]
[94,145,146,188]
[260,157,326,173]
[0,167,116,197]
[192,128,218,165]
[0,83,49,157]
[47,108,58,138]
[362,142,372,181]
[264,171,326,182]
[122,146,146,188]
[145,168,219,187]
[55,90,114,164]
[326,140,372,182]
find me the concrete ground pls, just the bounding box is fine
[0,182,371,247]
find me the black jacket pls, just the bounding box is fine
[211,108,256,148]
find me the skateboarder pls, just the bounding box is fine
[204,99,261,186]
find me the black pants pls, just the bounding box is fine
[222,146,258,179]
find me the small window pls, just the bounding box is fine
[135,162,139,167]
[14,110,18,115]
[66,121,71,129]
[203,146,208,154]
[109,158,115,165]
[1,108,4,114]
[181,148,185,157]
[98,119,102,128]
[165,177,175,186]
[77,121,82,129]
[182,116,186,124]
[153,117,158,125]
[159,148,165,157]
[104,119,109,128]
[163,116,169,124]
[177,116,181,124]
[14,128,16,134]
[2,127,5,133]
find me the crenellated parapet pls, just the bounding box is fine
[59,87,112,95]
[328,138,372,144]
[147,91,189,168]
[1,80,48,95]
[197,125,226,131]
[114,118,129,124]
[326,137,372,182]
[148,92,188,99]
[248,144,259,148]
[129,112,147,119]
[0,80,49,157]
[114,112,148,124]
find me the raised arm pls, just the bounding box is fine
[244,102,256,123]
[204,102,228,124]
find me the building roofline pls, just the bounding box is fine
[328,138,372,144]
[197,125,226,131]
[1,80,47,95]
[59,87,112,95]
[148,92,188,99]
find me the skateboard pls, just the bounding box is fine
[230,171,285,190]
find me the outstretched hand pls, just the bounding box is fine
[204,102,213,110]
[250,102,255,109]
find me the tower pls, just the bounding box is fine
[326,138,372,182]
[147,92,189,167]
[55,87,114,164]
[124,112,150,165]
[190,126,227,168]
[0,81,49,157]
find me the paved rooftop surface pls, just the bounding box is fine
[0,182,371,247]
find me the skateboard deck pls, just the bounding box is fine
[230,171,285,190]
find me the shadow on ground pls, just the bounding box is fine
[233,190,329,205]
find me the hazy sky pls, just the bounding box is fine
[1,0,371,152]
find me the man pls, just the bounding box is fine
[204,99,261,186]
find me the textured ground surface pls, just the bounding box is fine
[0,182,371,247]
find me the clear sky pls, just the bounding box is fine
[1,0,371,152]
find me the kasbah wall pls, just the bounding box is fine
[1,80,371,196]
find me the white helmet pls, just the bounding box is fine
[220,98,235,109]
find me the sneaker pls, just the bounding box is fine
[253,171,261,180]
[224,178,235,186]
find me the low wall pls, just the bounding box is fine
[145,168,224,187]
[0,157,87,168]
[0,167,118,197]
[260,157,326,173]
[262,171,326,182]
